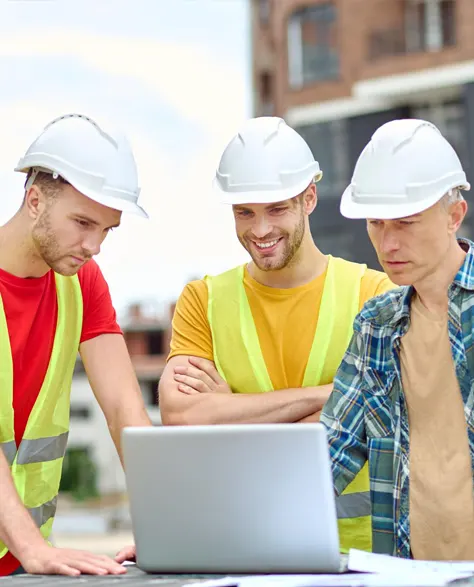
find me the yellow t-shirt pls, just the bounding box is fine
[168,263,395,390]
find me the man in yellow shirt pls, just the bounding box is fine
[158,116,394,553]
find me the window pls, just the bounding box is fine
[147,330,164,355]
[70,406,91,419]
[369,0,456,60]
[406,0,456,52]
[259,71,274,115]
[288,3,339,88]
[295,119,350,199]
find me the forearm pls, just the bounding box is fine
[0,449,46,560]
[297,409,323,423]
[164,384,332,425]
[107,404,152,465]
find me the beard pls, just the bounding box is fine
[239,208,305,272]
[32,209,84,276]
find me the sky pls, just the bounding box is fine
[0,0,253,321]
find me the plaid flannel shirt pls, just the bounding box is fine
[321,238,474,558]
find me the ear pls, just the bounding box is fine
[448,199,468,234]
[304,183,317,215]
[24,185,47,221]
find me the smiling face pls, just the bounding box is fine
[232,190,312,272]
[28,181,121,276]
[367,195,467,287]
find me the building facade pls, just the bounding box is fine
[67,304,169,496]
[252,0,474,268]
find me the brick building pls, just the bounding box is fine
[251,0,474,268]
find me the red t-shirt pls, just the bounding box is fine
[0,259,122,575]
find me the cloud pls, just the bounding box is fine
[0,31,249,143]
[0,28,250,314]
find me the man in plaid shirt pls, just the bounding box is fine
[321,119,474,560]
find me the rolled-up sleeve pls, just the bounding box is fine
[321,320,367,496]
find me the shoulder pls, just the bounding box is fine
[360,267,397,299]
[357,286,408,330]
[175,278,208,313]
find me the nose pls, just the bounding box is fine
[379,227,400,255]
[82,234,102,257]
[250,215,273,240]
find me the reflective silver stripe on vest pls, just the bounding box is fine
[16,432,69,465]
[28,497,58,528]
[336,491,371,519]
[0,441,17,466]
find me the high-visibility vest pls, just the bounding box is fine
[0,272,83,559]
[206,256,372,553]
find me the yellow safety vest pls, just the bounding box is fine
[206,256,372,553]
[0,272,83,559]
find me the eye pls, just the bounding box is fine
[368,220,382,226]
[75,219,89,227]
[236,209,252,217]
[399,220,415,226]
[271,207,287,214]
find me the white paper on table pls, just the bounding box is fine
[187,570,468,587]
[348,549,474,579]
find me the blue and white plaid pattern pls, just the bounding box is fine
[321,239,474,558]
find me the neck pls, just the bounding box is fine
[248,236,327,288]
[0,213,49,278]
[414,239,466,314]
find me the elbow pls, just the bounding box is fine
[160,409,188,426]
[160,403,215,427]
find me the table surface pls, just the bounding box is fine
[0,565,224,585]
[1,565,474,587]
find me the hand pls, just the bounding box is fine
[115,544,136,564]
[174,357,232,395]
[20,544,127,576]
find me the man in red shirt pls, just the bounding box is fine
[0,114,152,576]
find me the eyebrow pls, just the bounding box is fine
[75,214,121,229]
[235,202,289,212]
[400,214,421,220]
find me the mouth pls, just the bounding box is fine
[385,261,409,268]
[70,256,85,264]
[251,238,282,254]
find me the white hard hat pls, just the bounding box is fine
[15,113,148,218]
[340,118,470,220]
[213,116,322,205]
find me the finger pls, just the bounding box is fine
[174,366,215,389]
[188,357,222,384]
[64,554,126,575]
[178,383,200,395]
[174,374,210,393]
[50,564,81,576]
[65,562,108,576]
[115,547,136,563]
[91,556,127,574]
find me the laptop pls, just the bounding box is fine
[122,423,341,574]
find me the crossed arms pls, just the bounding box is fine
[159,355,332,425]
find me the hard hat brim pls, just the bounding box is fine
[213,172,322,206]
[340,182,471,220]
[16,164,148,219]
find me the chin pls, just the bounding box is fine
[48,262,80,277]
[384,269,414,287]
